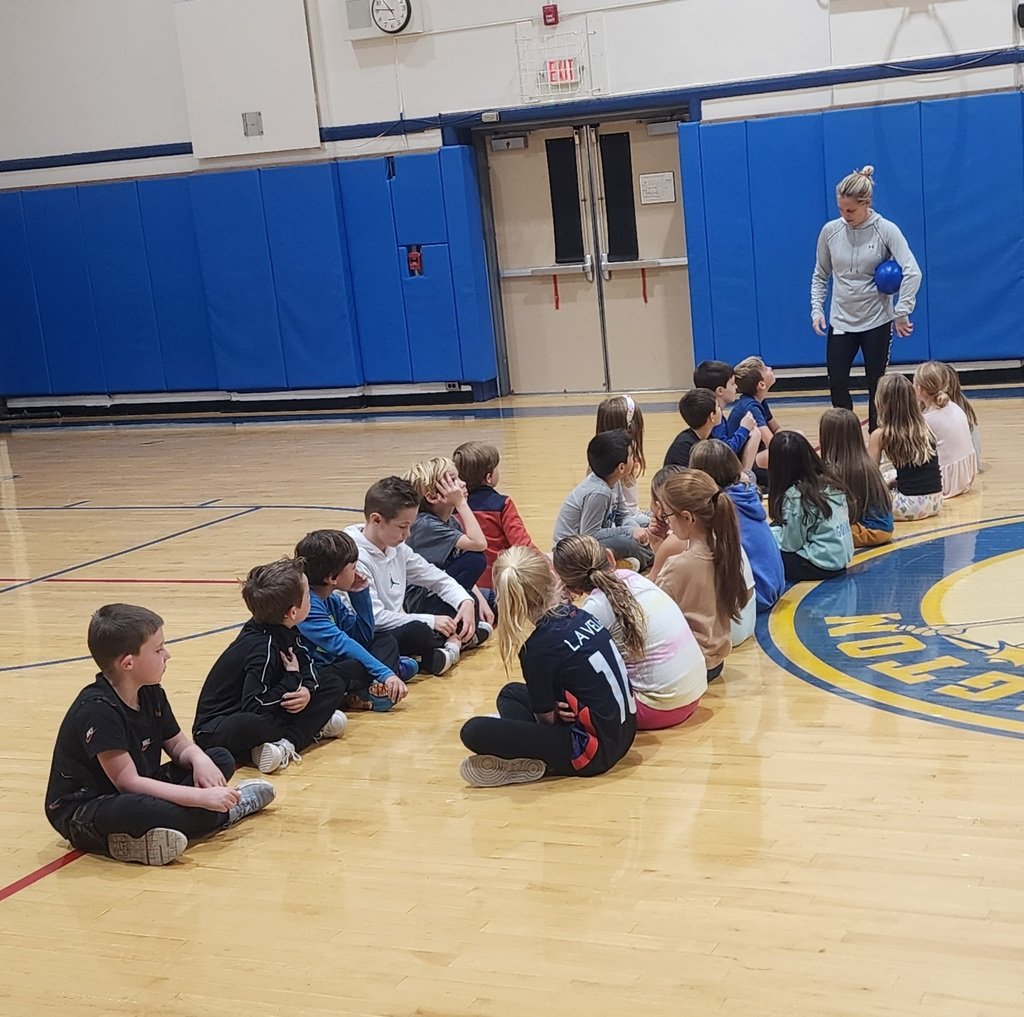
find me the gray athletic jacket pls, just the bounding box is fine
[810,210,922,333]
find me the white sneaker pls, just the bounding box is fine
[466,621,493,649]
[317,710,348,739]
[225,779,276,826]
[251,738,301,774]
[107,828,187,865]
[431,641,461,676]
[459,755,546,787]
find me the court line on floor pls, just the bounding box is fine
[0,577,237,585]
[0,508,260,595]
[0,849,84,903]
[1,504,364,513]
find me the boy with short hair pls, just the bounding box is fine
[552,429,654,572]
[727,355,780,474]
[295,529,414,712]
[403,456,495,632]
[452,439,538,591]
[346,476,477,677]
[45,604,274,866]
[693,360,759,473]
[193,559,347,775]
[663,388,721,468]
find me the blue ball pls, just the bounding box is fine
[874,258,903,295]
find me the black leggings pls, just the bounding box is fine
[193,673,344,759]
[781,550,847,583]
[317,633,400,693]
[826,322,892,433]
[59,748,235,856]
[461,683,607,778]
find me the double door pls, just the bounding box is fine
[488,121,694,394]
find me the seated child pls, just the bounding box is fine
[403,456,494,632]
[552,429,653,573]
[193,559,348,775]
[693,360,760,475]
[345,476,478,676]
[453,439,539,592]
[663,388,719,468]
[727,356,780,479]
[818,408,893,547]
[913,361,977,499]
[690,439,785,613]
[595,395,648,519]
[295,529,413,713]
[768,431,854,582]
[459,546,636,786]
[553,535,707,731]
[45,604,274,866]
[937,361,983,471]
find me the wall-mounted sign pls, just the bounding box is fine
[639,171,676,205]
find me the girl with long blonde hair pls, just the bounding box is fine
[654,470,750,680]
[553,535,706,730]
[913,361,977,498]
[869,373,942,521]
[936,362,983,469]
[458,546,636,787]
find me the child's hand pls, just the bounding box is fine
[555,700,577,724]
[279,647,300,672]
[454,600,477,642]
[632,527,650,545]
[383,675,408,703]
[648,516,668,542]
[192,752,228,788]
[740,410,757,433]
[434,472,467,508]
[348,572,370,593]
[198,786,241,813]
[433,615,458,636]
[281,686,311,713]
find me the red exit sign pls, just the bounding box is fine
[546,57,577,84]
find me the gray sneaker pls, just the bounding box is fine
[225,779,276,827]
[459,755,546,787]
[107,828,187,866]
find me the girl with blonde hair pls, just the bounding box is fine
[818,408,893,546]
[654,470,750,680]
[553,535,706,731]
[936,362,983,470]
[596,394,646,517]
[913,361,978,498]
[869,373,942,520]
[458,546,636,787]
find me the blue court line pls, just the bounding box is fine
[0,508,260,594]
[0,621,246,675]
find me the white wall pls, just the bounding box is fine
[1,0,1021,188]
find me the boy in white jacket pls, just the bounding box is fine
[346,476,477,676]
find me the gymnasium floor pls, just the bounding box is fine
[2,388,1023,1017]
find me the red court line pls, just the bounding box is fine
[0,849,83,902]
[0,577,235,585]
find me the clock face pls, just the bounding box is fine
[371,0,412,34]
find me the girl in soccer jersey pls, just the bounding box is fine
[458,546,637,787]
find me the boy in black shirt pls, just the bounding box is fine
[193,558,346,774]
[663,388,722,468]
[44,604,274,866]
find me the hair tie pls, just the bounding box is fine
[710,489,721,506]
[624,394,635,426]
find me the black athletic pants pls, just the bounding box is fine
[826,322,892,433]
[460,682,607,778]
[59,747,235,855]
[389,620,450,674]
[781,550,847,583]
[193,673,344,760]
[316,633,400,693]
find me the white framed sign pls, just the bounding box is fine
[639,171,676,205]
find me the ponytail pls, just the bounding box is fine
[707,491,747,623]
[494,546,557,673]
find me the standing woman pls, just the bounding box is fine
[811,165,922,433]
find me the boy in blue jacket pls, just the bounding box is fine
[295,530,415,712]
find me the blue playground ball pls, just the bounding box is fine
[874,258,903,295]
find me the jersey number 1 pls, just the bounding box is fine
[588,648,636,722]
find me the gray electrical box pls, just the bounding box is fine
[241,111,264,137]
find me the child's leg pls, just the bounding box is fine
[596,534,655,573]
[388,620,456,675]
[285,671,346,751]
[445,550,486,594]
[635,698,700,730]
[194,714,288,760]
[780,550,846,582]
[892,491,943,521]
[155,746,235,785]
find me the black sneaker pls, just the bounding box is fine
[466,621,493,649]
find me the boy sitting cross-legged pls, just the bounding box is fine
[346,476,478,677]
[692,359,760,476]
[294,529,414,713]
[193,558,347,775]
[44,604,274,866]
[727,355,780,480]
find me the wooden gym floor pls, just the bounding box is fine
[1,388,1023,1017]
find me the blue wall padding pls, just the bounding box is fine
[439,146,497,382]
[77,182,166,392]
[337,159,412,382]
[390,152,448,246]
[403,244,463,381]
[260,164,362,388]
[823,101,930,365]
[136,177,219,391]
[678,123,714,366]
[189,170,286,390]
[0,193,50,396]
[921,92,1024,361]
[747,113,828,368]
[20,187,107,394]
[698,121,760,367]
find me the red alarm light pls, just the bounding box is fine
[542,4,559,27]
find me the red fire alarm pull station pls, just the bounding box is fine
[542,4,559,27]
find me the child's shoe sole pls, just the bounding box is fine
[459,755,546,787]
[107,828,187,865]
